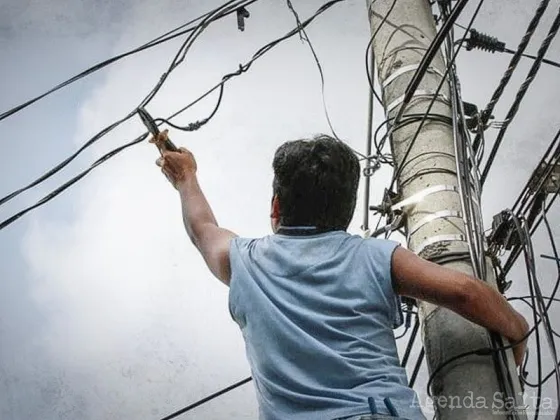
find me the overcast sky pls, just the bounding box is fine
[0,0,559,419]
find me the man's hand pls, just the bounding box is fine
[155,143,197,189]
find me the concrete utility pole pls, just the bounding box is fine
[365,1,526,419]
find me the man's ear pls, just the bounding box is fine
[271,195,281,219]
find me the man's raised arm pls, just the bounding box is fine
[156,136,237,285]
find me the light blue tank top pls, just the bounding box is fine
[228,230,426,420]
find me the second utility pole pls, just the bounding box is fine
[365,1,526,419]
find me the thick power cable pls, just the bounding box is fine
[0,2,256,123]
[282,0,367,158]
[365,0,398,107]
[158,377,252,420]
[0,0,253,209]
[0,0,347,232]
[389,0,485,188]
[472,0,551,153]
[498,127,560,278]
[392,0,471,126]
[480,5,560,185]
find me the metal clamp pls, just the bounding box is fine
[382,64,445,89]
[386,90,449,114]
[416,234,466,255]
[391,184,458,211]
[408,210,462,239]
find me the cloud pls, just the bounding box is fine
[0,0,128,38]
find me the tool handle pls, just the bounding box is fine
[162,137,178,152]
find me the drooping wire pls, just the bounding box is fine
[158,377,252,420]
[425,210,560,418]
[365,0,397,107]
[154,84,225,132]
[0,134,148,230]
[0,0,348,232]
[282,0,365,157]
[0,2,255,123]
[0,0,254,209]
[480,5,560,185]
[389,0,486,189]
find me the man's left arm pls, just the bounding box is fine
[155,138,237,286]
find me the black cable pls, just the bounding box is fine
[424,291,550,399]
[0,0,252,209]
[427,211,560,417]
[472,0,551,153]
[515,217,544,420]
[367,113,452,164]
[163,0,347,127]
[393,0,471,125]
[282,0,358,155]
[400,316,420,367]
[538,200,560,404]
[409,347,425,388]
[390,0,486,188]
[158,377,252,420]
[522,361,560,388]
[155,84,225,132]
[0,0,347,232]
[509,296,560,305]
[0,134,148,230]
[480,5,560,185]
[504,48,560,69]
[513,298,560,339]
[498,128,560,278]
[0,2,256,123]
[365,0,397,107]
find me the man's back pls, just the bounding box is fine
[157,133,528,419]
[229,230,425,420]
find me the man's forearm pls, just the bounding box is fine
[177,175,218,247]
[460,277,528,343]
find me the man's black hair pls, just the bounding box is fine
[272,134,360,231]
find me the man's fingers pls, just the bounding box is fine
[155,157,165,167]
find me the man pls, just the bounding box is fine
[155,133,529,420]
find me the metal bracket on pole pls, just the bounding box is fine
[391,184,458,211]
[416,233,467,255]
[408,210,463,238]
[386,90,449,114]
[382,64,445,88]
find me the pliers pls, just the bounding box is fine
[137,107,178,154]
